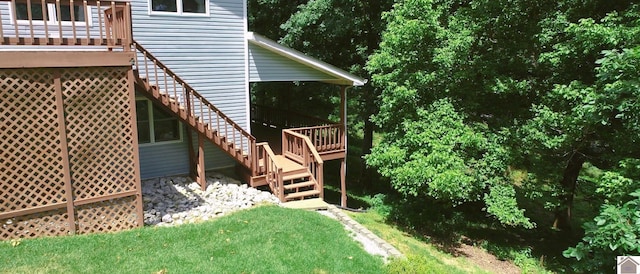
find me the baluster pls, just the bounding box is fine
[11,0,18,39]
[216,112,221,136]
[56,0,62,41]
[110,1,116,44]
[0,4,4,39]
[70,0,77,42]
[163,68,168,95]
[152,60,159,94]
[208,107,212,131]
[172,76,178,106]
[232,124,236,152]
[97,0,103,42]
[143,51,150,84]
[41,0,48,42]
[26,0,34,40]
[83,0,89,41]
[199,99,204,124]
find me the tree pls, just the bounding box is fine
[366,0,640,231]
[366,0,546,227]
[521,3,640,231]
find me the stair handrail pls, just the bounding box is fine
[282,129,324,198]
[256,142,284,201]
[131,41,256,169]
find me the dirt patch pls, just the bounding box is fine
[455,242,521,274]
[432,236,519,274]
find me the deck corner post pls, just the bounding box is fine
[197,133,206,191]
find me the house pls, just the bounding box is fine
[619,256,640,274]
[0,0,364,239]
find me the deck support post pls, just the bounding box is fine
[186,129,197,181]
[53,70,77,234]
[339,86,348,207]
[197,133,206,191]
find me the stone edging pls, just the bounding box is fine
[325,205,404,260]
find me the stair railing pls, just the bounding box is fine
[282,130,324,198]
[256,143,284,201]
[289,124,344,154]
[131,41,256,169]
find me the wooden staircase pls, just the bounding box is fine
[131,41,323,202]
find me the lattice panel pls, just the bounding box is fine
[76,196,138,234]
[0,209,70,240]
[0,69,69,212]
[60,67,139,200]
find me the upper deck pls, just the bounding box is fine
[0,0,131,50]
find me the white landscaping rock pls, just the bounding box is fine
[141,173,280,226]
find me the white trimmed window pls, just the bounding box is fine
[136,99,182,145]
[12,3,91,25]
[149,0,208,15]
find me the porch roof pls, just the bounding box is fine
[246,32,367,86]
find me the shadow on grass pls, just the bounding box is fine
[370,190,584,272]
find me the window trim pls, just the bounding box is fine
[147,0,210,17]
[136,98,184,147]
[8,2,93,27]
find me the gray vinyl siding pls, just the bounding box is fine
[138,121,235,179]
[138,136,190,179]
[248,43,335,82]
[130,0,248,176]
[130,0,247,122]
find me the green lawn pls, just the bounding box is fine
[0,206,383,274]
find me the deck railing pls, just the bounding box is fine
[289,124,345,154]
[132,42,256,169]
[251,104,334,129]
[0,0,131,49]
[257,142,284,201]
[282,130,324,198]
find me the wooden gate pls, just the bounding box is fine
[0,67,143,239]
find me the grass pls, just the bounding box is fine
[0,206,383,274]
[346,210,490,274]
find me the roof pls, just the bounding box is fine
[246,32,367,86]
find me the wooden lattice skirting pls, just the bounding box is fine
[0,67,143,239]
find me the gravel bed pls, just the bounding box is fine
[142,173,280,226]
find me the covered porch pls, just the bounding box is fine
[246,32,365,207]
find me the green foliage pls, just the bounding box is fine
[564,189,640,272]
[367,99,532,228]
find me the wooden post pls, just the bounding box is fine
[197,133,206,191]
[339,86,348,207]
[127,68,145,228]
[186,129,197,181]
[53,70,77,234]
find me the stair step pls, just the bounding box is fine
[285,189,321,200]
[284,180,315,190]
[283,171,311,181]
[274,155,307,173]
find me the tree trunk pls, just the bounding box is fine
[553,151,586,232]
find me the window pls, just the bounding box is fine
[150,0,207,15]
[136,99,182,144]
[13,3,89,24]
